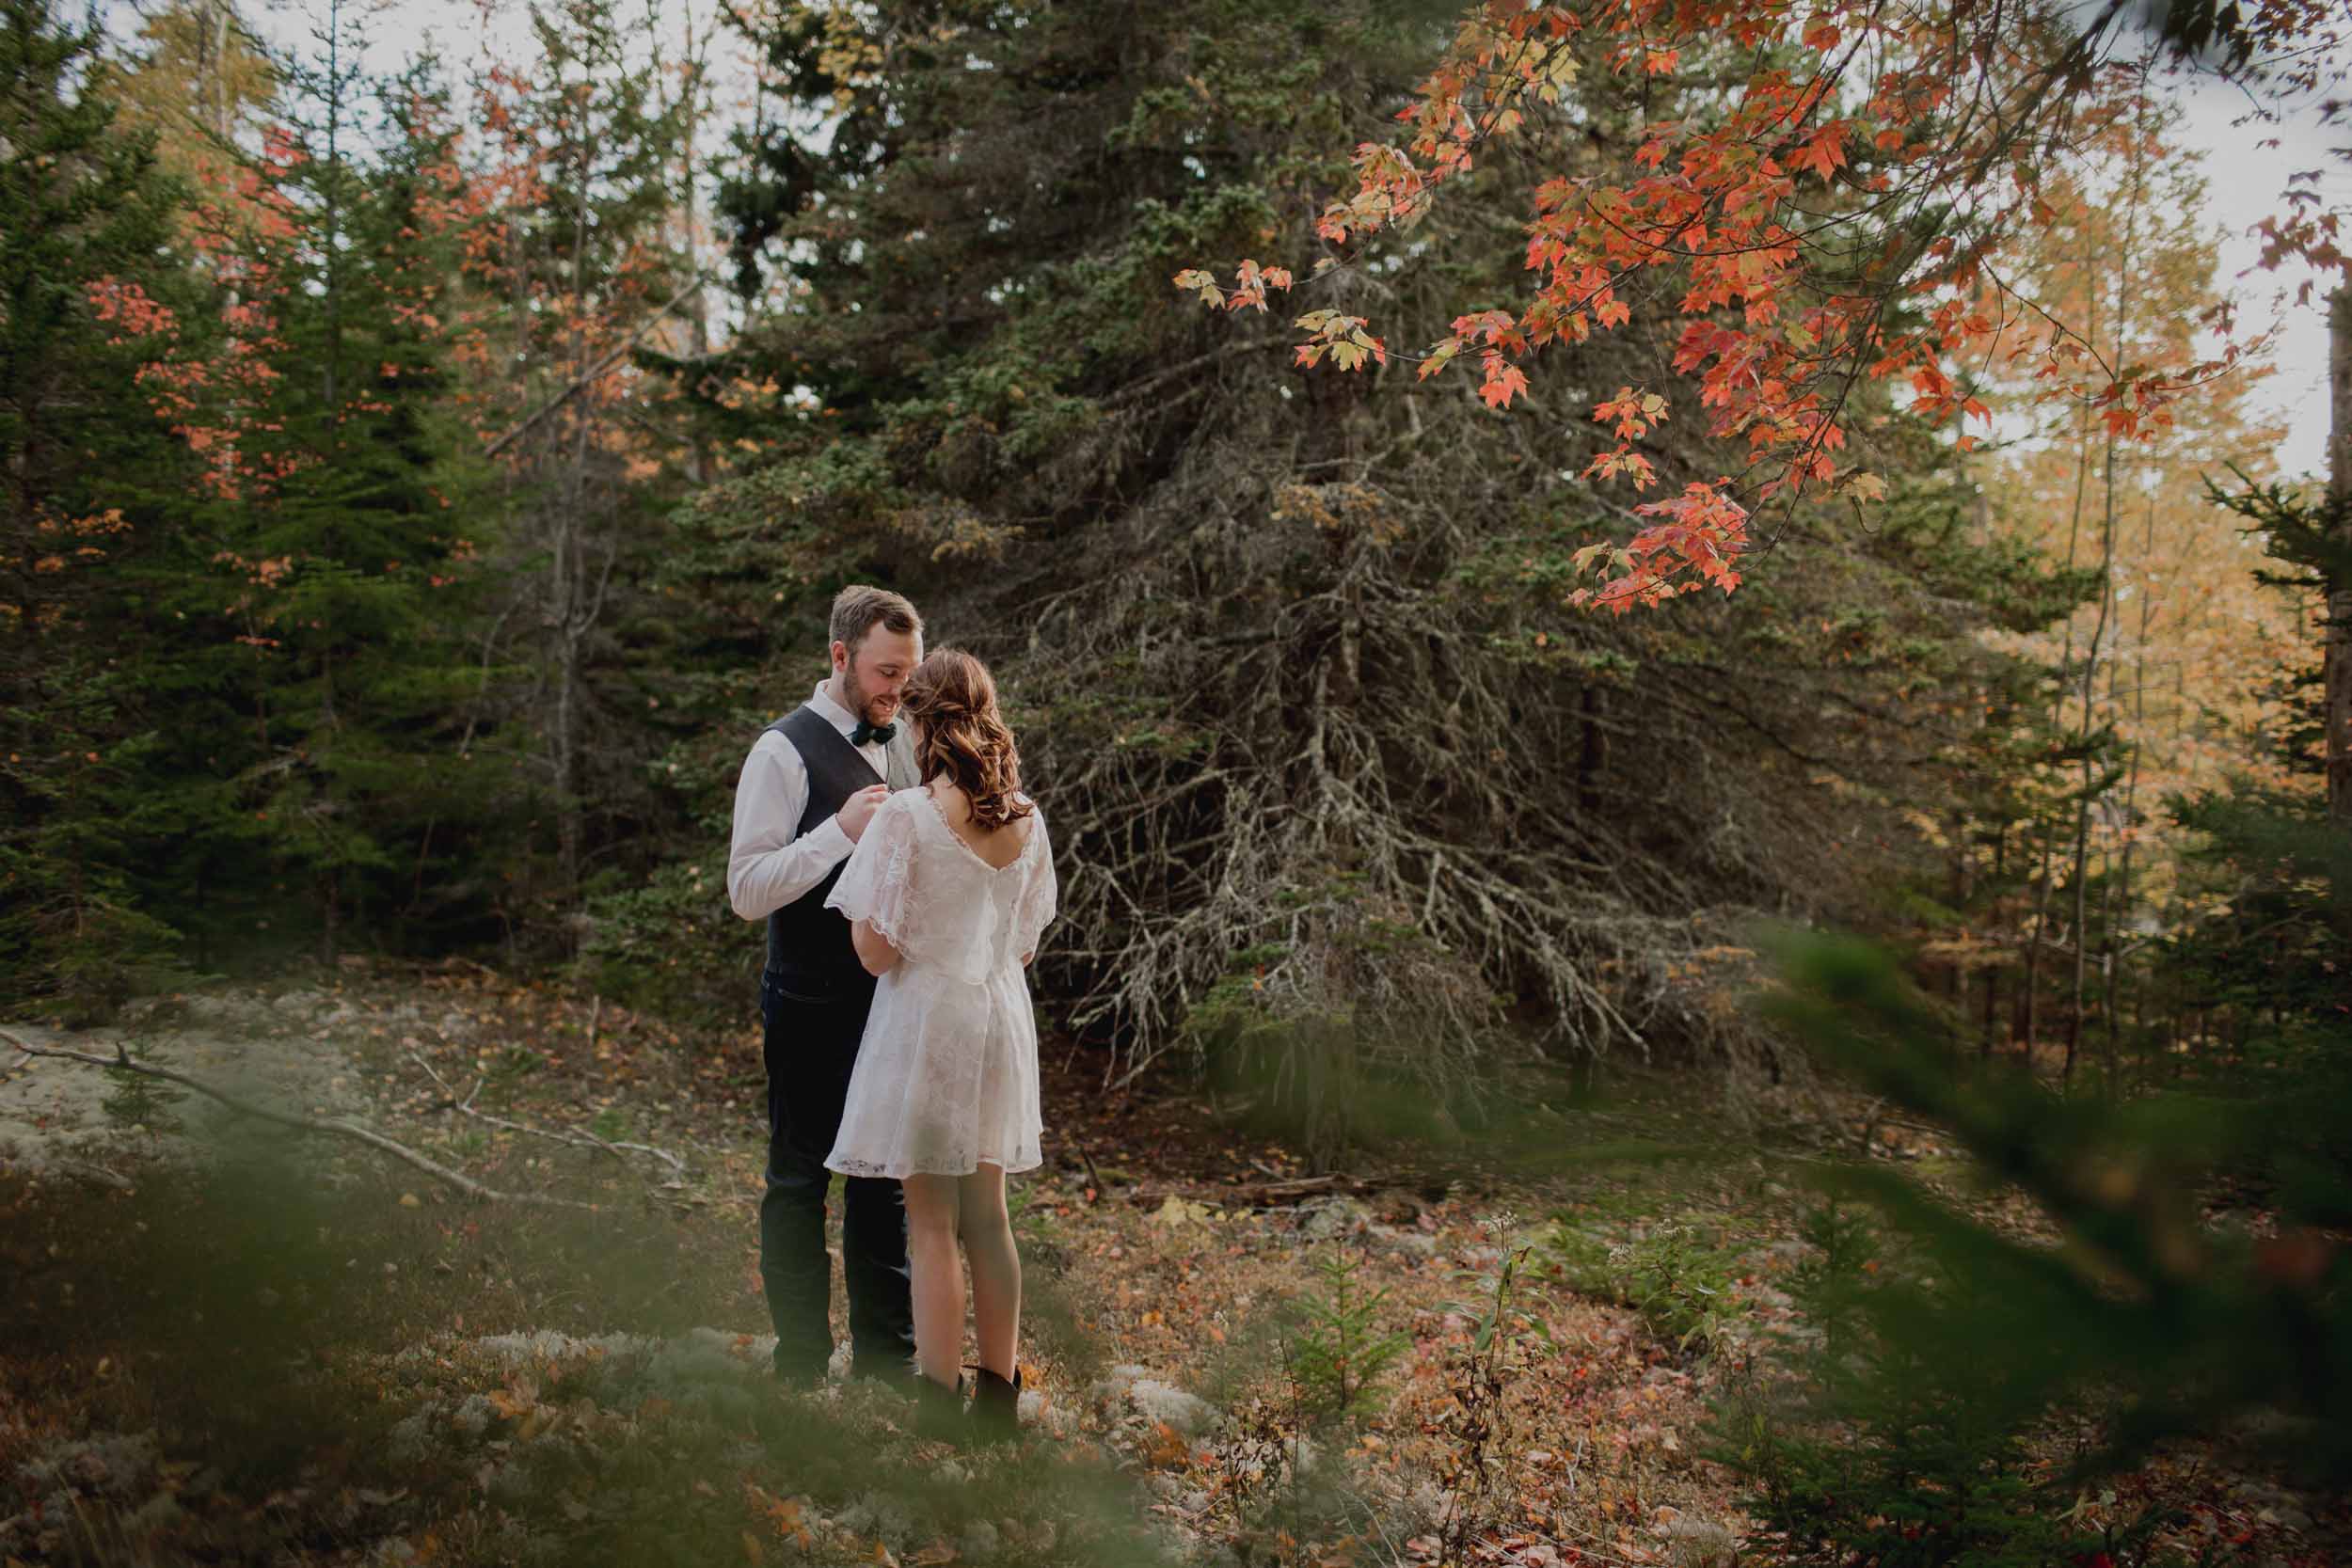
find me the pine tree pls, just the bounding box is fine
[0,0,205,1017]
[465,0,702,934]
[643,0,2100,1107]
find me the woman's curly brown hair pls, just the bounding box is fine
[903,649,1034,832]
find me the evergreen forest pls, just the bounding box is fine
[2,0,2346,1564]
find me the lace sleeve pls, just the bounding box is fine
[1014,808,1057,958]
[824,792,919,947]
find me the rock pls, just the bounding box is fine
[645,1328,754,1393]
[1368,1225,1438,1260]
[474,1329,646,1370]
[449,1394,497,1437]
[17,1429,161,1501]
[1295,1196,1372,1243]
[835,1492,914,1542]
[387,1408,441,1465]
[959,1520,1000,1559]
[1126,1379,1220,1437]
[2233,1480,2316,1533]
[1092,1364,1221,1436]
[1661,1514,1737,1568]
[484,1457,539,1506]
[1394,1480,1451,1538]
[1088,1363,1152,1401]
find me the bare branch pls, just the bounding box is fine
[2,1027,588,1208]
[406,1051,687,1180]
[482,271,719,459]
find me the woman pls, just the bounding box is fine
[823,648,1057,1444]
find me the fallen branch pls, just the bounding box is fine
[1128,1175,1356,1209]
[1,1027,587,1209]
[407,1051,687,1181]
[55,1159,136,1193]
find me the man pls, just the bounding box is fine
[727,585,924,1386]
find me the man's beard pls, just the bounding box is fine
[843,666,898,724]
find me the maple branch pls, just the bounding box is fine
[482,270,719,458]
[1,1027,589,1208]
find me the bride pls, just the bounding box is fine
[822,648,1057,1444]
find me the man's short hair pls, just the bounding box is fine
[829,585,921,657]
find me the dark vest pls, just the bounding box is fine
[762,705,914,991]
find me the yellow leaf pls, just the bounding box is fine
[1148,1195,1217,1229]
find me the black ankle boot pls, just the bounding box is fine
[969,1366,1022,1446]
[914,1371,968,1445]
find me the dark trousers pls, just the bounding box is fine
[758,967,916,1379]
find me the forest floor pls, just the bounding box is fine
[2,964,2341,1568]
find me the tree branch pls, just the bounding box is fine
[2,1027,588,1208]
[482,271,719,458]
[406,1051,687,1181]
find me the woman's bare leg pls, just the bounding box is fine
[960,1164,1022,1380]
[900,1174,964,1387]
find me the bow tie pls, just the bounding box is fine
[850,719,897,748]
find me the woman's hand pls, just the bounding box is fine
[851,917,902,977]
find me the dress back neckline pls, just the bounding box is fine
[916,787,1033,874]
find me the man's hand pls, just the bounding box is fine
[837,784,892,842]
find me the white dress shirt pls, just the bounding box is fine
[727,680,889,922]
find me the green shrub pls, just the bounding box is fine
[1715,1198,2084,1568]
[577,858,755,1028]
[1547,1211,1748,1354]
[1283,1243,1409,1422]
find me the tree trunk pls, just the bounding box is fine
[2066,119,2146,1085]
[1981,823,2004,1060]
[2328,286,2351,823]
[2023,226,2103,1058]
[2108,496,2156,1080]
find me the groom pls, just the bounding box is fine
[727,585,925,1386]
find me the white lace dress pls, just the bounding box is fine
[822,789,1057,1179]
